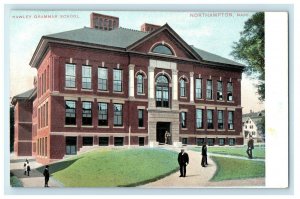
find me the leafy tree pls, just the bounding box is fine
[10,106,14,152]
[231,12,265,101]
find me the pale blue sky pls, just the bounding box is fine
[9,10,264,113]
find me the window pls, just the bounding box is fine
[139,137,145,146]
[98,68,108,91]
[229,138,235,146]
[217,81,223,100]
[181,112,187,128]
[113,69,123,92]
[180,79,186,97]
[66,137,77,155]
[82,65,92,89]
[207,109,214,129]
[99,137,109,146]
[206,80,213,100]
[182,138,188,145]
[114,137,124,146]
[98,103,108,126]
[114,104,123,126]
[219,138,225,146]
[82,102,92,126]
[82,137,93,146]
[138,109,144,127]
[207,138,215,146]
[65,64,76,88]
[156,75,169,108]
[195,78,202,99]
[196,138,205,146]
[218,110,224,129]
[65,101,76,125]
[137,74,144,94]
[228,111,234,130]
[196,109,203,129]
[227,82,233,101]
[152,44,174,55]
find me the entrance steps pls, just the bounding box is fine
[78,145,100,155]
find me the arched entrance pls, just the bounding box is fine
[156,122,171,144]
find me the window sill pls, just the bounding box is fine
[207,129,215,131]
[217,100,225,102]
[137,93,146,96]
[195,98,204,100]
[206,99,214,101]
[138,127,146,129]
[181,128,188,130]
[64,87,77,91]
[217,129,225,131]
[98,90,109,93]
[82,125,94,128]
[227,101,235,103]
[113,126,124,128]
[228,129,235,131]
[64,125,77,128]
[196,128,204,131]
[98,126,109,128]
[113,92,124,94]
[180,96,188,99]
[81,89,93,92]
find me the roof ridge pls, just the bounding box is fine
[119,26,149,33]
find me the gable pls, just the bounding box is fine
[129,29,199,61]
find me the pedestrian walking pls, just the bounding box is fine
[23,159,28,175]
[26,159,31,176]
[201,142,208,167]
[177,149,189,177]
[246,136,254,159]
[43,165,50,187]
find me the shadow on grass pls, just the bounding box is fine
[36,157,82,175]
[119,166,180,187]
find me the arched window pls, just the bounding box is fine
[180,79,187,97]
[156,75,169,108]
[137,74,144,94]
[152,44,174,56]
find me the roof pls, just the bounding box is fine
[46,27,149,49]
[191,46,244,67]
[11,88,36,105]
[32,25,244,69]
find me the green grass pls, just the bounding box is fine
[210,156,265,181]
[192,146,265,159]
[38,148,179,187]
[10,173,23,187]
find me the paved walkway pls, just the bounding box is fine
[207,153,266,162]
[10,149,265,188]
[142,149,217,188]
[10,154,63,188]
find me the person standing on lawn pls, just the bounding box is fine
[43,165,50,187]
[178,149,189,177]
[26,159,31,176]
[23,159,28,175]
[201,142,208,167]
[246,136,254,159]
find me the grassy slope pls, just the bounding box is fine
[192,146,265,159]
[48,148,178,187]
[211,156,265,181]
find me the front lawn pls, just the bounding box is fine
[38,148,178,187]
[192,145,265,159]
[210,156,265,181]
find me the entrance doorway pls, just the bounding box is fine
[156,122,171,144]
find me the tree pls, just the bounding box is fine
[231,12,265,101]
[10,106,14,152]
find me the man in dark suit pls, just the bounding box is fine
[246,136,254,159]
[43,165,50,187]
[178,149,189,177]
[201,142,208,167]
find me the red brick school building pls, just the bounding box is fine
[12,13,244,164]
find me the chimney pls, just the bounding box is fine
[90,12,119,31]
[140,23,160,32]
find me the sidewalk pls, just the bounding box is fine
[10,154,63,188]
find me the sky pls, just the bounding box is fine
[9,10,264,113]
